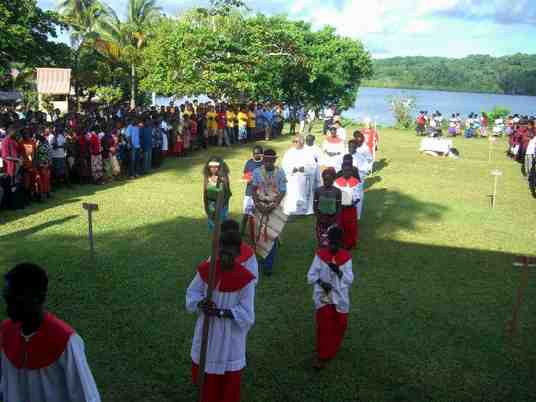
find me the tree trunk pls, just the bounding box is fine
[130,62,137,110]
[74,48,80,113]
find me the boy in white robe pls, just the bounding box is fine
[307,227,354,370]
[187,231,256,402]
[0,263,101,402]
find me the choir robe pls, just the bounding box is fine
[334,176,361,249]
[0,312,101,402]
[281,147,318,216]
[186,261,255,402]
[321,137,345,171]
[352,145,371,220]
[237,243,259,286]
[307,248,354,360]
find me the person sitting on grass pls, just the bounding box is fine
[313,168,342,248]
[307,226,354,370]
[0,263,101,401]
[186,231,256,402]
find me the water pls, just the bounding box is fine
[344,87,536,126]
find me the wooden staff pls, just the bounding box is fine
[507,256,535,339]
[197,175,226,402]
[82,203,99,260]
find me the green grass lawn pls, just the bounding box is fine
[1,127,535,401]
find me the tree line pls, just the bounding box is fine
[0,0,373,110]
[365,54,536,96]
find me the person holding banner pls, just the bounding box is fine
[307,227,354,370]
[281,135,318,216]
[240,146,263,237]
[203,157,232,231]
[251,149,287,276]
[313,168,342,247]
[187,231,256,402]
[334,162,361,250]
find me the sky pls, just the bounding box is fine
[38,0,536,58]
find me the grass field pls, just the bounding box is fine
[1,127,535,402]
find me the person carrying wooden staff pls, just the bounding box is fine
[186,182,256,402]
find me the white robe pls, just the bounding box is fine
[307,252,354,314]
[0,334,101,402]
[321,139,345,171]
[282,147,318,215]
[186,273,255,374]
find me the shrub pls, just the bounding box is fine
[389,95,416,129]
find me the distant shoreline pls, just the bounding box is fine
[361,82,536,98]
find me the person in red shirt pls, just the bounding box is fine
[19,130,37,203]
[334,162,361,250]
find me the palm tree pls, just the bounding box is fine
[96,0,161,109]
[57,0,106,109]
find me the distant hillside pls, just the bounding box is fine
[363,54,536,96]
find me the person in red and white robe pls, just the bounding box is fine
[221,219,259,286]
[0,263,101,402]
[334,161,361,250]
[307,227,354,369]
[186,231,256,402]
[321,127,346,171]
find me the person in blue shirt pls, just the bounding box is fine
[241,145,264,236]
[251,149,287,276]
[141,117,153,174]
[125,118,141,178]
[263,106,274,141]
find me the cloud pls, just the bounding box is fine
[431,0,536,25]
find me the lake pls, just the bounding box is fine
[344,87,536,126]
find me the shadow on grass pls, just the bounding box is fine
[0,186,534,401]
[373,158,389,174]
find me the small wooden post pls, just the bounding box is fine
[488,136,494,162]
[197,177,226,402]
[506,256,535,339]
[490,169,502,208]
[82,203,99,259]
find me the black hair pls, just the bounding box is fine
[221,219,240,234]
[5,263,48,299]
[342,154,353,162]
[253,145,263,154]
[327,226,343,243]
[220,231,242,249]
[263,149,277,158]
[306,134,315,143]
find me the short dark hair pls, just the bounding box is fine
[263,149,277,158]
[253,145,263,154]
[221,219,240,234]
[220,231,242,249]
[328,226,343,243]
[5,263,48,298]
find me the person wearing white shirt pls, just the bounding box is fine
[282,135,319,215]
[1,263,101,402]
[307,227,354,370]
[323,106,335,135]
[186,232,255,401]
[525,128,535,179]
[332,120,346,141]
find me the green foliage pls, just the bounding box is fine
[389,95,416,129]
[0,0,71,89]
[366,54,536,96]
[22,90,39,110]
[40,94,55,115]
[486,106,511,122]
[140,13,372,108]
[92,85,124,105]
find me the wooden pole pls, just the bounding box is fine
[492,175,498,208]
[507,257,534,339]
[82,203,99,260]
[197,176,226,402]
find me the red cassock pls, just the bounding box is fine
[334,177,360,250]
[310,248,353,361]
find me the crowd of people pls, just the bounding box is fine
[506,115,536,196]
[415,110,536,140]
[0,102,341,212]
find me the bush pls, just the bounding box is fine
[92,85,124,106]
[485,106,511,122]
[389,95,416,129]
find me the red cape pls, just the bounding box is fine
[198,260,255,292]
[317,248,352,266]
[1,312,74,369]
